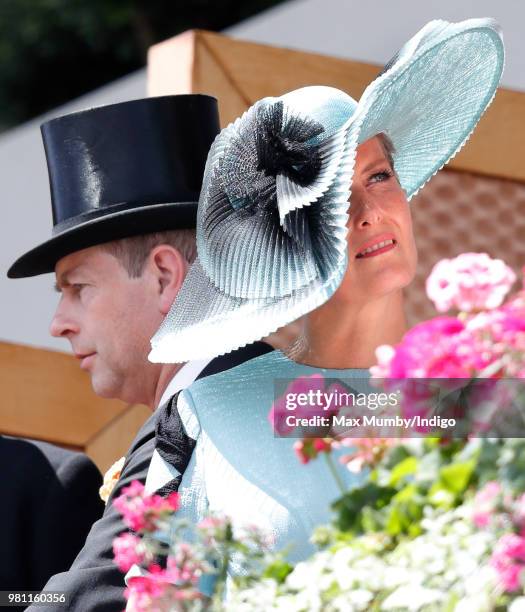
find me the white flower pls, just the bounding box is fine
[286,559,321,591]
[462,565,498,596]
[382,585,443,610]
[454,591,493,612]
[330,594,359,612]
[383,566,409,589]
[290,587,323,612]
[509,597,525,612]
[228,579,278,611]
[347,589,373,608]
[99,456,125,503]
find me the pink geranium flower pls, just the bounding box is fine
[293,438,334,464]
[472,481,502,528]
[269,374,326,435]
[511,493,525,536]
[370,261,525,385]
[426,252,516,313]
[125,564,202,611]
[125,565,171,611]
[112,532,147,573]
[196,514,232,547]
[465,303,525,377]
[166,544,203,585]
[269,375,347,436]
[337,437,397,473]
[491,533,525,592]
[113,480,180,533]
[370,317,468,380]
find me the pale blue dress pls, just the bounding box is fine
[165,350,371,568]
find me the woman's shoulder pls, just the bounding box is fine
[184,349,290,400]
[184,348,372,400]
[182,347,372,415]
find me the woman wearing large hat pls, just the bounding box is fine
[146,18,504,575]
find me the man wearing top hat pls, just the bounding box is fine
[8,95,272,611]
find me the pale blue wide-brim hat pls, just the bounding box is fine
[149,17,504,363]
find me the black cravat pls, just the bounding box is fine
[153,342,274,496]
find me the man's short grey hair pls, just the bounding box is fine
[102,229,197,278]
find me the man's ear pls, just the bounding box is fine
[149,245,189,315]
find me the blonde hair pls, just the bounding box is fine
[377,132,396,173]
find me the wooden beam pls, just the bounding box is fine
[148,29,525,183]
[0,341,127,446]
[0,341,149,472]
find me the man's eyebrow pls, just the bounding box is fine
[54,276,68,293]
[54,268,76,292]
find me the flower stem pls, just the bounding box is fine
[324,452,346,496]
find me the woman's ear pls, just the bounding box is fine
[149,245,189,315]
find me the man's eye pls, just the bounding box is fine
[71,284,85,293]
[369,169,393,184]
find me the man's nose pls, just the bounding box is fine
[49,299,79,338]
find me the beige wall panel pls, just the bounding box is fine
[453,88,525,183]
[406,169,525,325]
[192,34,252,125]
[193,31,378,127]
[147,30,196,97]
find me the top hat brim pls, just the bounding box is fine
[8,201,197,278]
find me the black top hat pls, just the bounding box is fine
[8,94,220,278]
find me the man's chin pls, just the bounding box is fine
[89,373,121,400]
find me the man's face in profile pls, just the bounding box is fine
[50,245,163,404]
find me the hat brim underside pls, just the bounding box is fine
[8,202,197,278]
[354,21,504,200]
[149,254,347,363]
[150,19,504,363]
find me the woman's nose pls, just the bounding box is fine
[349,197,384,227]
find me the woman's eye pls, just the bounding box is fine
[369,169,393,184]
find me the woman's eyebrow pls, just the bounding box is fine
[360,158,389,175]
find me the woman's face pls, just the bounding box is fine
[336,135,417,303]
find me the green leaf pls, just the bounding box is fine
[361,505,385,533]
[382,444,412,469]
[332,483,397,533]
[385,504,403,535]
[388,456,418,487]
[414,449,441,485]
[427,484,455,508]
[439,459,476,494]
[321,581,342,601]
[385,484,424,536]
[427,458,476,508]
[262,559,293,584]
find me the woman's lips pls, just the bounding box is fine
[356,240,397,259]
